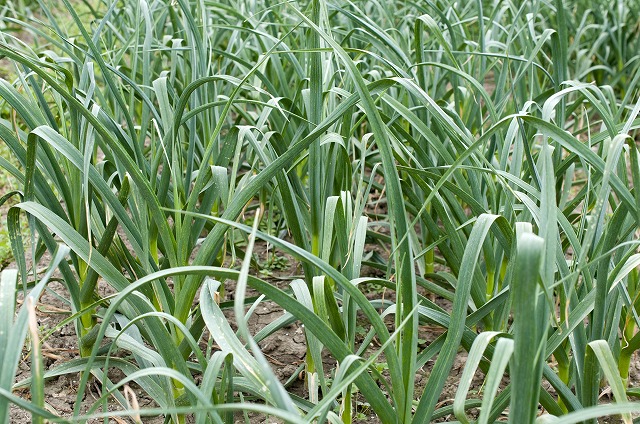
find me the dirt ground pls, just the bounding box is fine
[8,242,639,424]
[3,240,484,424]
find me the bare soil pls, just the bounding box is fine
[6,238,640,423]
[3,242,464,423]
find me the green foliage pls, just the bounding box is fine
[1,0,640,423]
